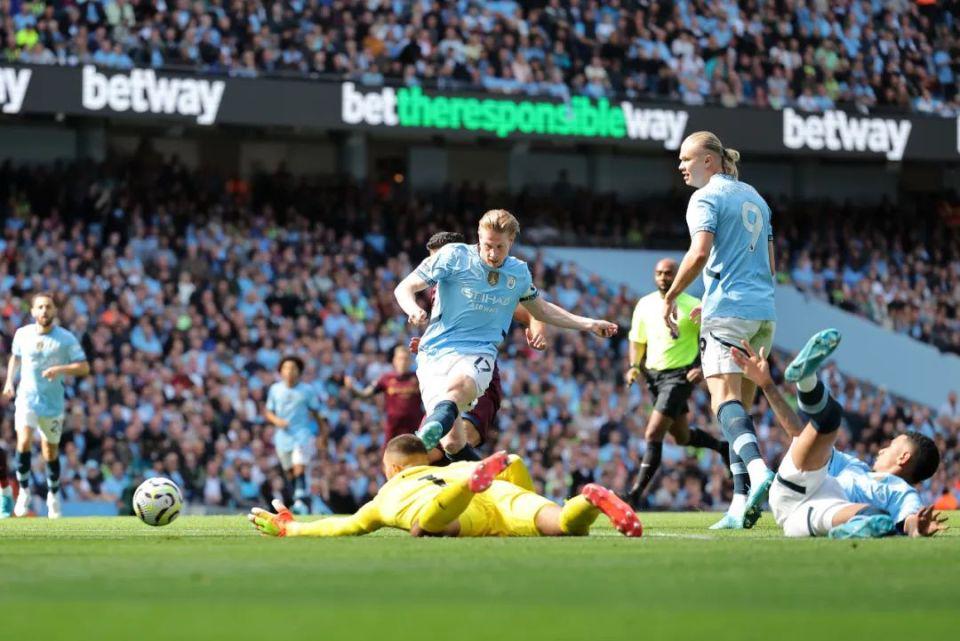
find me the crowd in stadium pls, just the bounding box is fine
[0,156,957,516]
[776,201,960,356]
[2,0,959,116]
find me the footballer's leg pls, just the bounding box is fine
[0,445,12,518]
[417,355,494,452]
[40,429,62,519]
[413,450,509,536]
[290,440,313,516]
[579,484,643,537]
[445,392,497,462]
[784,329,844,474]
[826,504,896,539]
[13,410,33,517]
[628,409,670,507]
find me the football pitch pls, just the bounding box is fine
[2,512,957,641]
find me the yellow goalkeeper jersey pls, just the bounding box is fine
[287,457,549,537]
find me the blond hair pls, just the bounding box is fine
[685,131,741,179]
[478,209,520,238]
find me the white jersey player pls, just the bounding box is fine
[3,293,89,518]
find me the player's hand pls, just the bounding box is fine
[689,306,702,323]
[729,340,773,388]
[41,367,61,381]
[625,367,641,386]
[686,367,703,384]
[248,499,295,537]
[662,298,679,338]
[588,320,618,338]
[2,386,13,401]
[911,505,949,537]
[343,375,356,389]
[408,336,420,354]
[407,308,428,328]
[525,327,547,351]
[275,418,290,429]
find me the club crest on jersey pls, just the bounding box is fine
[487,271,500,286]
[506,276,516,289]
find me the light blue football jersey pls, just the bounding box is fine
[828,449,922,524]
[415,243,538,360]
[266,381,319,451]
[12,324,87,417]
[686,173,776,321]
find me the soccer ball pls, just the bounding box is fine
[133,478,183,527]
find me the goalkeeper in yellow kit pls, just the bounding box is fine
[248,435,643,538]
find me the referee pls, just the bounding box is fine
[625,258,728,507]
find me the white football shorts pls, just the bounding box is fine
[769,440,852,537]
[699,316,776,378]
[15,407,65,445]
[276,442,315,471]
[416,352,494,414]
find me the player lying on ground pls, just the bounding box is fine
[393,210,617,461]
[731,329,947,538]
[248,434,642,538]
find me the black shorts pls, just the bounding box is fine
[645,367,694,420]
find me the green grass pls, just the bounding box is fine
[1,512,957,641]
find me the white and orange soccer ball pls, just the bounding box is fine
[133,477,183,527]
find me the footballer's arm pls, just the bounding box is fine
[251,501,385,537]
[521,297,617,337]
[665,231,713,306]
[41,360,90,380]
[2,355,20,399]
[394,273,431,326]
[513,305,547,350]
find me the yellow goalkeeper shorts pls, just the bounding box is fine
[456,480,554,537]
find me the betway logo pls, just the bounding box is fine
[783,108,911,161]
[0,67,31,114]
[621,105,687,149]
[81,66,224,125]
[341,83,687,148]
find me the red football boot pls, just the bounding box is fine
[582,483,643,537]
[468,451,510,493]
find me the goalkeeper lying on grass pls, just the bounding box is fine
[248,435,642,538]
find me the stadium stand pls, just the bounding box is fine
[0,156,956,516]
[776,200,960,356]
[1,0,958,116]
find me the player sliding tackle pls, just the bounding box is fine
[393,209,617,459]
[248,435,642,538]
[732,329,947,538]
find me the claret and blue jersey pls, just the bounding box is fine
[414,243,539,361]
[686,173,776,321]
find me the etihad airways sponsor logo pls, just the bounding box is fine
[341,82,688,148]
[783,108,912,161]
[0,67,31,114]
[81,66,225,125]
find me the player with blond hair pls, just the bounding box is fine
[394,210,617,460]
[248,435,642,538]
[664,131,777,529]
